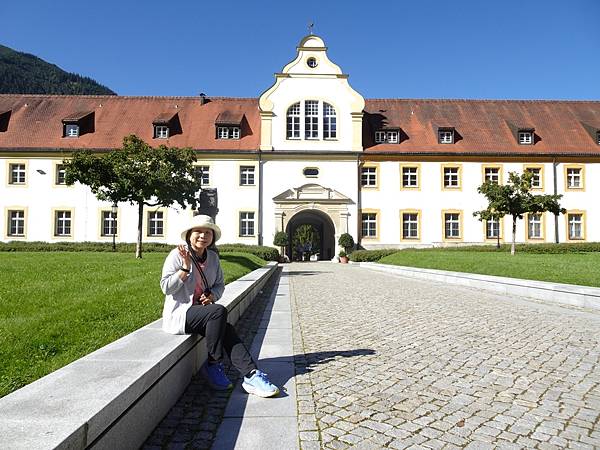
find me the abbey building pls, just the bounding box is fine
[1,35,599,258]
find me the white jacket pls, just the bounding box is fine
[160,248,225,334]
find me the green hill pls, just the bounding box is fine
[0,44,116,95]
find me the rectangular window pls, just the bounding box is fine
[402,167,418,188]
[240,166,255,186]
[568,213,583,240]
[55,164,66,185]
[525,167,542,189]
[527,213,542,239]
[154,125,169,139]
[444,213,460,239]
[65,124,79,137]
[231,127,240,139]
[217,127,229,139]
[361,167,377,187]
[484,167,500,184]
[195,165,210,185]
[147,211,164,236]
[438,130,454,144]
[101,211,118,237]
[485,218,500,239]
[9,163,26,184]
[239,212,255,236]
[566,168,582,189]
[7,210,25,237]
[54,210,72,236]
[375,131,386,143]
[443,167,460,188]
[402,213,419,239]
[304,100,319,139]
[375,130,399,144]
[286,103,301,139]
[361,213,377,238]
[323,103,336,139]
[519,131,533,145]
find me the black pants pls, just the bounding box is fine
[185,304,256,376]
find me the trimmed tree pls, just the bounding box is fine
[337,233,355,255]
[64,134,202,258]
[473,171,565,255]
[273,231,288,260]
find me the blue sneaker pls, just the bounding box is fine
[200,361,232,391]
[242,370,280,398]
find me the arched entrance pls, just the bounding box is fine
[286,209,335,261]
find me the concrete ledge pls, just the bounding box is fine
[0,262,278,450]
[361,262,600,310]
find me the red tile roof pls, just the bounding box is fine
[0,95,599,156]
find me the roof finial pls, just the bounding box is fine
[308,20,314,35]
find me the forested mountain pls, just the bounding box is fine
[0,44,116,95]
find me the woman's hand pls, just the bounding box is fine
[199,292,214,305]
[177,244,192,270]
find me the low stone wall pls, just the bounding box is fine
[0,262,278,450]
[361,262,600,310]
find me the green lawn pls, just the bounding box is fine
[379,250,600,288]
[0,251,264,398]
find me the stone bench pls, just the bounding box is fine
[0,262,278,450]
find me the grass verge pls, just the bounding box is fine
[0,251,265,398]
[378,250,600,288]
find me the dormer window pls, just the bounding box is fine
[519,130,534,145]
[597,131,600,145]
[62,111,94,138]
[0,110,11,132]
[65,124,79,137]
[438,129,454,144]
[215,111,244,140]
[154,125,169,139]
[375,130,400,144]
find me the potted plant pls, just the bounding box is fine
[338,233,355,257]
[338,250,349,264]
[273,231,289,262]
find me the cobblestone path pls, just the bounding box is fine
[290,262,600,450]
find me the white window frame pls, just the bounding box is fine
[519,131,533,145]
[54,210,72,236]
[196,165,210,186]
[239,211,255,237]
[485,217,500,239]
[231,127,240,139]
[155,125,169,139]
[525,167,542,189]
[304,100,319,140]
[7,210,25,237]
[55,164,66,185]
[361,166,377,187]
[361,213,377,238]
[9,163,26,184]
[484,167,500,184]
[323,102,337,139]
[285,100,337,141]
[65,124,79,137]
[402,167,418,188]
[101,211,118,237]
[443,167,460,188]
[240,166,255,186]
[217,127,229,139]
[375,131,386,143]
[286,102,301,139]
[402,213,419,239]
[147,211,164,237]
[444,213,460,239]
[567,168,582,189]
[375,130,399,144]
[568,213,583,240]
[438,130,454,144]
[527,213,542,239]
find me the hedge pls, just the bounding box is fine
[350,249,401,262]
[0,241,281,260]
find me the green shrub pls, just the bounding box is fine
[424,242,600,254]
[0,241,172,253]
[350,249,400,262]
[273,231,288,247]
[217,244,279,261]
[338,233,355,253]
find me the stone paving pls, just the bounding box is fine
[289,262,600,450]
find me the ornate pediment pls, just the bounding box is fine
[273,183,353,204]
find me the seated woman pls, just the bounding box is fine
[160,214,279,397]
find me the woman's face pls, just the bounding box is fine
[189,227,213,252]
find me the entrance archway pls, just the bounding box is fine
[286,209,335,261]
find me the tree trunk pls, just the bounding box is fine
[511,216,517,255]
[136,202,143,259]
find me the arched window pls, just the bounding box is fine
[323,102,336,139]
[286,100,337,141]
[286,102,300,139]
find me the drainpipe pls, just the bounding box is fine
[553,158,559,243]
[356,154,362,248]
[258,151,263,246]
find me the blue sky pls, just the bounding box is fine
[1,0,598,100]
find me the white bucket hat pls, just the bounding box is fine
[180,214,222,243]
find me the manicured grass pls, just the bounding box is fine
[0,251,264,398]
[379,250,600,288]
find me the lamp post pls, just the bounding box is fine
[111,202,118,252]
